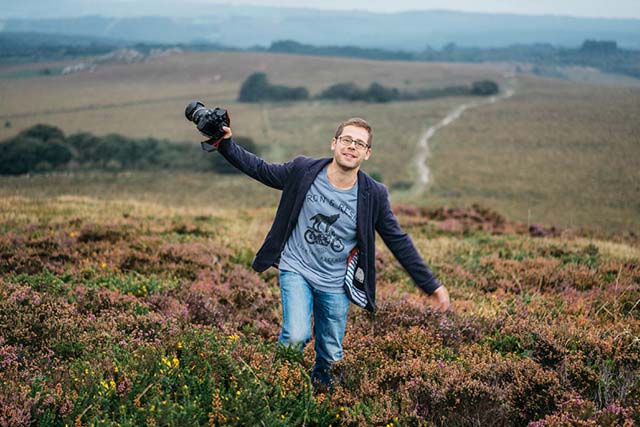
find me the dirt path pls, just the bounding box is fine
[413,74,516,194]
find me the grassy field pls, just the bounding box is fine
[0,51,503,186]
[1,50,638,234]
[420,75,640,234]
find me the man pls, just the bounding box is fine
[214,118,450,387]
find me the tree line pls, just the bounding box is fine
[0,124,258,175]
[238,72,499,103]
[2,32,638,80]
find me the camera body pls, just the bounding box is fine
[185,101,230,152]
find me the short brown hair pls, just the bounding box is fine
[334,117,373,147]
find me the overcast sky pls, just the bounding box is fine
[217,0,640,19]
[4,0,640,20]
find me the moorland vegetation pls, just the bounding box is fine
[0,198,638,426]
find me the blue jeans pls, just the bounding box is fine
[278,270,350,387]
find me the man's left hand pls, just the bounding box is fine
[431,286,451,313]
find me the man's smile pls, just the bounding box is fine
[342,152,357,159]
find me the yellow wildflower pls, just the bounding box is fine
[161,357,172,368]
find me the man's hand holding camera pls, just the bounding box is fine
[185,101,231,152]
[222,126,232,140]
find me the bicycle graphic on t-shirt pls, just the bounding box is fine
[304,213,345,252]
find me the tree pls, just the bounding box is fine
[238,72,309,102]
[18,124,65,142]
[0,136,72,175]
[316,82,364,101]
[471,80,499,96]
[238,72,270,102]
[366,82,398,103]
[580,40,617,54]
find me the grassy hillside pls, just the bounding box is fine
[420,75,640,234]
[1,50,638,234]
[1,197,639,426]
[1,50,639,424]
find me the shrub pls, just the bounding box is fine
[369,170,383,182]
[317,82,363,100]
[238,72,309,102]
[471,80,500,96]
[17,123,65,142]
[2,208,639,426]
[0,135,72,174]
[1,124,261,174]
[316,80,498,103]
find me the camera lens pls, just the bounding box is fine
[185,101,205,122]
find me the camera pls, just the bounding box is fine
[185,101,230,152]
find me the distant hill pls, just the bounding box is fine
[2,31,638,80]
[1,6,640,50]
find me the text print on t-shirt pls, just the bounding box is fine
[303,194,357,254]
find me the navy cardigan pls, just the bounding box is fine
[218,137,441,311]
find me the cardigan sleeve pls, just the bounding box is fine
[374,186,441,295]
[217,137,294,190]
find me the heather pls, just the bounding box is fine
[1,201,639,426]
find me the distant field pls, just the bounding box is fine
[1,51,639,234]
[419,75,640,234]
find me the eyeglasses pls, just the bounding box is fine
[337,136,370,151]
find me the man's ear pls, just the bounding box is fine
[364,147,372,160]
[330,137,337,151]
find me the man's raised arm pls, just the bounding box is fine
[215,126,294,190]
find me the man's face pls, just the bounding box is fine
[331,125,372,171]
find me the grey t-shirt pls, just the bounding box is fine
[279,165,358,293]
